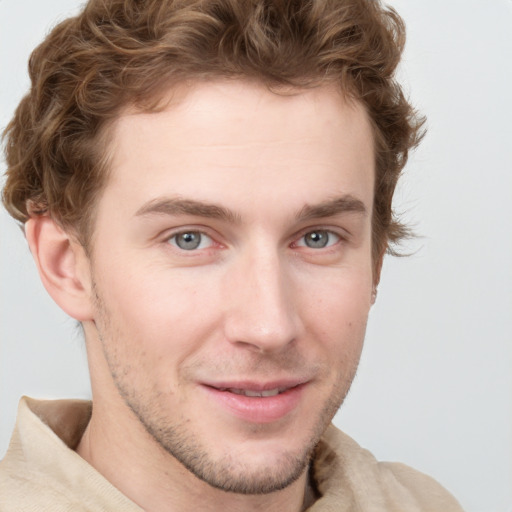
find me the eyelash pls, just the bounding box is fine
[165,228,344,253]
[166,230,217,251]
[292,229,342,250]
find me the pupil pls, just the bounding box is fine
[306,231,328,248]
[177,232,201,250]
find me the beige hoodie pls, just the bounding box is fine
[0,397,463,511]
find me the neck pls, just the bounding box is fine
[76,400,314,512]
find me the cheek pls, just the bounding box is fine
[300,268,372,324]
[94,261,222,358]
[297,268,372,359]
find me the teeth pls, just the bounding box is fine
[227,388,282,397]
[260,389,280,397]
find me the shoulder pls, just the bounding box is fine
[0,397,141,512]
[0,397,90,511]
[377,460,464,511]
[309,424,464,512]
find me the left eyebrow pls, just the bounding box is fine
[295,195,368,222]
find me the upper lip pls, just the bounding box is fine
[201,379,309,393]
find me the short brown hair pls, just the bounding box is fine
[2,0,424,264]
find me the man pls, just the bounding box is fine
[0,0,464,510]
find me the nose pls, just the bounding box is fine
[222,247,301,353]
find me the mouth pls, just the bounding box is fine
[214,386,290,397]
[200,380,308,423]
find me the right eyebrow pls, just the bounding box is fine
[134,197,241,224]
[295,195,368,222]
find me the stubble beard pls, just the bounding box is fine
[115,375,352,495]
[92,282,361,496]
[128,404,314,495]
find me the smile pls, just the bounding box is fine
[217,387,287,397]
[201,381,308,423]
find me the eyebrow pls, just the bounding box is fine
[134,194,367,223]
[135,197,241,223]
[296,196,368,221]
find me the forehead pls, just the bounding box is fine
[103,80,375,218]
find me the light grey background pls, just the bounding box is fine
[1,1,511,511]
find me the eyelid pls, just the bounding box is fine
[291,226,348,248]
[168,231,214,250]
[161,225,223,251]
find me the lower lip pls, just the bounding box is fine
[201,384,306,424]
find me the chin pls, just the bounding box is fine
[175,444,312,495]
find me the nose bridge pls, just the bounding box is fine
[223,242,299,352]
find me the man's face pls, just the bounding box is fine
[84,81,375,494]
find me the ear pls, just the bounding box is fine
[25,216,94,321]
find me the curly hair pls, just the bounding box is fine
[2,0,424,264]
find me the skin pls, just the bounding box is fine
[27,81,378,512]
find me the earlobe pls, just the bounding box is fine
[25,216,94,321]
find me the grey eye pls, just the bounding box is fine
[172,232,204,250]
[302,230,338,249]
